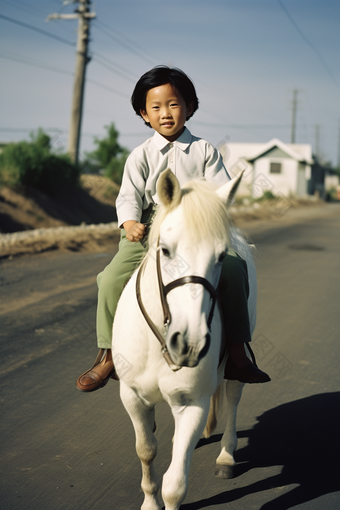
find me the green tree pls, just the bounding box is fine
[31,128,50,150]
[0,129,80,195]
[83,123,129,185]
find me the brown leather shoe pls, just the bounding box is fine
[76,349,118,392]
[224,356,271,383]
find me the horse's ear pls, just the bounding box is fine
[216,169,244,206]
[157,169,182,209]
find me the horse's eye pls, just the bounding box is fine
[218,251,227,263]
[161,247,170,257]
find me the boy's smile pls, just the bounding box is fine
[140,84,194,142]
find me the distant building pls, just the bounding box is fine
[221,138,313,198]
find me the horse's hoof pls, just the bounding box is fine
[215,463,234,479]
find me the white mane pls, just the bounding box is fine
[149,179,231,246]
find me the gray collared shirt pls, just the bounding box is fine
[116,127,230,227]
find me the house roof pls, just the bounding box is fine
[246,138,313,165]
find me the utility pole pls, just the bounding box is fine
[314,124,320,160]
[290,89,299,144]
[337,120,340,169]
[47,0,96,164]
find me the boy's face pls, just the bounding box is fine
[140,84,193,142]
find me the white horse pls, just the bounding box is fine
[112,169,255,510]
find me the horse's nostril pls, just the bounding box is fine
[169,332,211,366]
[169,332,178,350]
[170,332,188,354]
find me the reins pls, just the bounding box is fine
[136,252,180,371]
[136,237,219,371]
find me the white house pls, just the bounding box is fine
[220,138,313,198]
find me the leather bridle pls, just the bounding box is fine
[136,238,219,371]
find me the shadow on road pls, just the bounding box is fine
[183,392,340,509]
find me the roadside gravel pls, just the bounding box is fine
[0,197,324,259]
[0,222,120,258]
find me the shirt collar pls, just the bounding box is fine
[152,127,192,152]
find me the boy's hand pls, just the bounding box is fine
[124,221,146,242]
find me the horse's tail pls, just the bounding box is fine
[203,382,224,438]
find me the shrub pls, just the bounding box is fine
[257,190,276,201]
[82,123,129,185]
[0,130,80,195]
[104,148,130,183]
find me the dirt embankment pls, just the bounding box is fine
[0,175,119,232]
[0,175,325,259]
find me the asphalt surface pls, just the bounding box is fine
[1,203,340,510]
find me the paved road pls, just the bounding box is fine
[1,203,340,510]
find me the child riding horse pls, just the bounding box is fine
[76,65,270,392]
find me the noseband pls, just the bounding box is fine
[136,238,218,371]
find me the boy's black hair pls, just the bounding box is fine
[131,65,199,127]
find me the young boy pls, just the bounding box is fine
[76,66,270,392]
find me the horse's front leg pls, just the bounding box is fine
[215,379,244,478]
[162,396,210,510]
[120,382,161,510]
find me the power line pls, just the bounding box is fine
[194,121,290,129]
[93,20,156,66]
[0,13,76,46]
[2,0,45,17]
[0,128,109,139]
[94,22,211,95]
[91,54,136,84]
[0,50,130,99]
[0,50,73,76]
[0,14,139,89]
[94,20,158,63]
[199,106,232,124]
[0,128,64,133]
[276,0,340,91]
[86,78,129,99]
[92,51,138,79]
[3,0,77,39]
[0,128,147,139]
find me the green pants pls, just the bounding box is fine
[96,228,146,347]
[96,230,251,349]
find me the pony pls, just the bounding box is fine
[112,169,256,510]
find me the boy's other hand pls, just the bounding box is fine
[125,221,146,242]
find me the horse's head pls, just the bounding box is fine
[148,169,243,368]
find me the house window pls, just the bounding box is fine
[270,162,282,174]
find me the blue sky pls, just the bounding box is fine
[1,0,340,166]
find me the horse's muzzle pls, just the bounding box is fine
[168,332,211,367]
